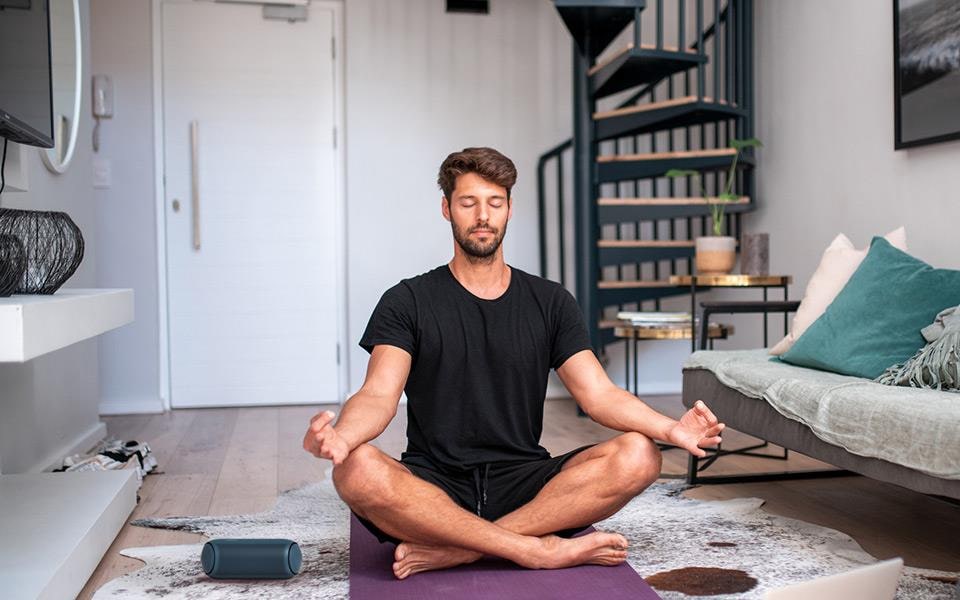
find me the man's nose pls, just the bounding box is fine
[478,202,489,222]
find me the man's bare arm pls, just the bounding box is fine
[556,350,676,439]
[303,344,411,463]
[556,350,723,457]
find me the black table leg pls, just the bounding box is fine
[762,286,769,348]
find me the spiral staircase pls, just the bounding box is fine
[537,0,756,354]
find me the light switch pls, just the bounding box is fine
[93,157,112,189]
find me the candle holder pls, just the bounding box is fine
[0,234,27,297]
[740,233,769,276]
[0,209,85,294]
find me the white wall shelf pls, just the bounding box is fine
[0,288,134,362]
[0,471,139,600]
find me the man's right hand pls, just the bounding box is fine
[303,410,350,465]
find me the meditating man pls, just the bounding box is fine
[303,147,725,580]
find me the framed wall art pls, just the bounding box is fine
[894,0,960,149]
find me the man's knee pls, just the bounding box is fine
[610,432,662,495]
[331,444,394,508]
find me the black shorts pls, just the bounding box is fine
[355,445,595,545]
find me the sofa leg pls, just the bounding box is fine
[687,454,699,485]
[685,444,853,485]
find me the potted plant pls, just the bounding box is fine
[666,137,762,275]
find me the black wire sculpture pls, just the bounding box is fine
[0,209,85,294]
[0,234,26,297]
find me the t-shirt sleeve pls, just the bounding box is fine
[550,287,593,369]
[359,283,417,357]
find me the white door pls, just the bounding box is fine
[162,0,340,408]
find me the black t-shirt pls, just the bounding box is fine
[359,265,593,471]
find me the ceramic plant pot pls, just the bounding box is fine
[695,236,736,275]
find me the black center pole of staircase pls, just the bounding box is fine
[696,0,705,100]
[572,30,599,357]
[537,153,548,279]
[633,6,642,49]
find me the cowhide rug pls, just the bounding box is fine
[93,479,958,599]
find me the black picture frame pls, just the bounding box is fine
[894,0,960,149]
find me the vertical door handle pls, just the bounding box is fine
[190,120,201,250]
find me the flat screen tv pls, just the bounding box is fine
[0,0,54,148]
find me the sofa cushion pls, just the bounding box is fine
[684,349,960,480]
[780,237,960,379]
[770,227,907,355]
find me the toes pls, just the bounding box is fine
[609,534,629,550]
[394,543,410,562]
[597,551,627,565]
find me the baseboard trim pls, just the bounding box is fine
[27,421,108,474]
[99,395,166,416]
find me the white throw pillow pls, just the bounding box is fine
[769,227,908,355]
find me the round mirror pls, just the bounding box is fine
[40,0,82,174]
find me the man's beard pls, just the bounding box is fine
[451,220,507,261]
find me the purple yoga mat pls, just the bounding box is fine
[349,515,662,599]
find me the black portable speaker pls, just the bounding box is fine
[200,538,302,580]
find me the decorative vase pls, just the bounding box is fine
[740,233,770,275]
[0,234,27,297]
[695,236,736,275]
[0,208,85,294]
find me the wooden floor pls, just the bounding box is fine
[79,396,960,597]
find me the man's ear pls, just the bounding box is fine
[507,196,513,221]
[441,196,451,222]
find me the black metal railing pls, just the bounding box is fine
[537,139,573,288]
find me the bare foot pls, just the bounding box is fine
[528,531,629,570]
[392,542,482,580]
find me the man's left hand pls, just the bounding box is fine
[667,400,724,458]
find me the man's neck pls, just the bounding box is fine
[448,251,511,300]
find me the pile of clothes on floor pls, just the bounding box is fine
[53,438,158,487]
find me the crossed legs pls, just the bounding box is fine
[332,432,662,579]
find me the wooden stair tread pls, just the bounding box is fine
[597,240,694,248]
[597,148,736,163]
[598,196,749,206]
[593,96,736,120]
[588,43,698,76]
[597,279,677,289]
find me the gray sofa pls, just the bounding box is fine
[681,350,960,501]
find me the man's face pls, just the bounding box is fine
[442,172,512,260]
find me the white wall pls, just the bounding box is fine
[702,0,960,356]
[82,0,960,413]
[89,0,161,414]
[92,0,960,409]
[751,0,960,276]
[344,0,574,393]
[87,0,577,410]
[605,0,960,393]
[0,0,104,474]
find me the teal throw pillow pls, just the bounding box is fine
[780,237,960,379]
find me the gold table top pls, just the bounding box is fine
[669,274,792,287]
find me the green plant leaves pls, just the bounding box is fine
[730,137,762,151]
[659,138,761,236]
[665,168,700,178]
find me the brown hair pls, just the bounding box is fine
[437,147,517,201]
